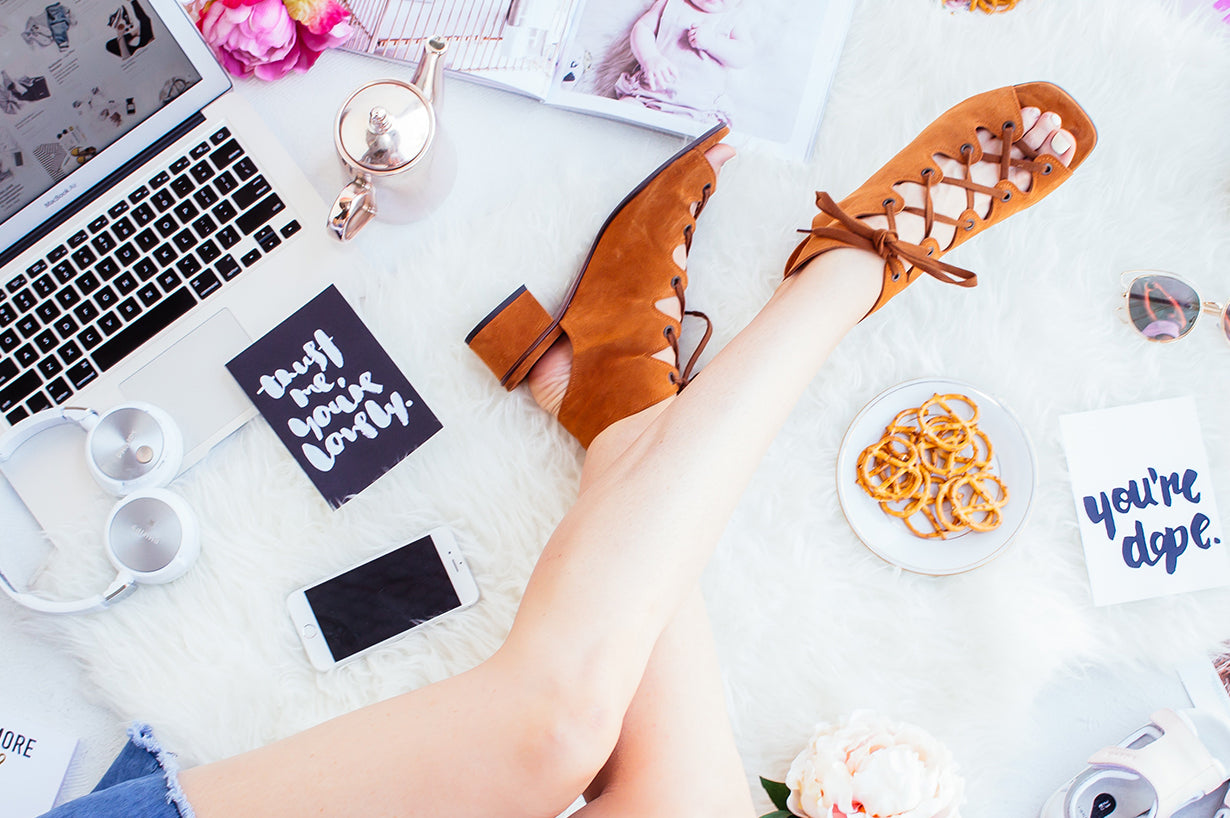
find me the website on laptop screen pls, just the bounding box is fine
[0,0,203,224]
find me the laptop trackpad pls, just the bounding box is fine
[119,309,253,452]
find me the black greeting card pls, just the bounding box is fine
[226,286,442,508]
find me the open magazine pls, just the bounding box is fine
[340,0,855,160]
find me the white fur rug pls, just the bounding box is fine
[13,0,1230,815]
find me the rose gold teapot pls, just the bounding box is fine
[327,37,455,240]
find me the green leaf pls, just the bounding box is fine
[756,811,794,818]
[759,777,791,812]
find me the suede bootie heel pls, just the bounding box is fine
[784,82,1097,316]
[467,123,728,448]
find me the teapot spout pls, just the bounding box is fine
[411,36,448,108]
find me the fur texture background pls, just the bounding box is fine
[11,0,1230,815]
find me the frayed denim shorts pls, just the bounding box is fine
[40,724,195,818]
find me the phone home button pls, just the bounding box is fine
[302,624,318,639]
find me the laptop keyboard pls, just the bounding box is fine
[0,125,302,426]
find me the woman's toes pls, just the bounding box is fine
[1043,128,1077,165]
[1020,109,1059,155]
[705,142,735,175]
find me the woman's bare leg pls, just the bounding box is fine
[178,112,1077,818]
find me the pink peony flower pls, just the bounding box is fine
[194,0,351,81]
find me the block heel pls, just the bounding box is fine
[466,285,562,391]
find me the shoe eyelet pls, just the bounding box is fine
[663,325,675,338]
[1001,190,1012,202]
[891,271,900,281]
[882,197,895,207]
[964,218,975,231]
[926,247,934,257]
[1003,120,1015,131]
[669,372,679,385]
[920,167,933,178]
[1041,163,1054,175]
[671,276,682,288]
[960,143,973,155]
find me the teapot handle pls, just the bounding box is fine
[327,177,377,241]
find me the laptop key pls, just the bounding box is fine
[215,254,241,281]
[170,156,191,173]
[152,189,175,213]
[13,289,36,313]
[115,242,139,267]
[190,142,210,159]
[67,230,89,248]
[129,185,150,204]
[117,298,140,321]
[54,315,78,338]
[172,228,197,252]
[91,232,116,254]
[66,360,97,390]
[232,176,271,210]
[115,272,138,295]
[192,214,217,239]
[256,229,281,254]
[92,288,196,372]
[156,270,180,292]
[16,315,39,338]
[46,377,72,404]
[211,126,231,144]
[213,171,238,195]
[95,287,118,310]
[154,215,178,238]
[216,225,240,249]
[51,261,74,283]
[171,175,194,199]
[236,194,284,235]
[35,301,60,324]
[14,344,37,367]
[149,170,171,189]
[34,329,57,353]
[240,248,261,267]
[0,328,18,351]
[94,257,120,281]
[137,283,160,307]
[193,186,219,208]
[78,326,103,350]
[210,139,244,170]
[5,406,29,424]
[135,229,159,252]
[58,340,83,365]
[47,245,68,262]
[25,259,47,276]
[71,246,96,268]
[55,287,81,310]
[134,258,158,281]
[132,203,155,225]
[233,157,257,180]
[0,359,17,388]
[108,201,130,219]
[77,271,101,296]
[0,303,16,326]
[6,274,27,293]
[197,239,221,264]
[73,301,99,323]
[190,161,214,184]
[190,270,222,299]
[32,275,55,298]
[0,369,40,412]
[280,220,302,239]
[212,200,237,224]
[98,312,122,335]
[153,243,177,267]
[37,356,63,378]
[175,255,201,277]
[88,214,109,233]
[26,392,51,413]
[111,217,135,240]
[173,200,198,223]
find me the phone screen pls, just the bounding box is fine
[304,535,461,661]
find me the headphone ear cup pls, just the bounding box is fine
[87,402,184,495]
[105,488,199,585]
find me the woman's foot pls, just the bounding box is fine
[527,143,736,417]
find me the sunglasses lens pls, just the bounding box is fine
[1126,274,1201,341]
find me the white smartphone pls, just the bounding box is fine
[286,527,480,671]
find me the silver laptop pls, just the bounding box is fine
[0,0,344,527]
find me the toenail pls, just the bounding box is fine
[1051,132,1072,154]
[1048,112,1062,128]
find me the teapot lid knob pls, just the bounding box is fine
[368,107,392,135]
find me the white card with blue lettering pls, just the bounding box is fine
[1060,396,1229,606]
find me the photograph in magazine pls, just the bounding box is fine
[548,0,851,158]
[0,0,200,224]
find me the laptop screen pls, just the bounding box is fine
[0,0,230,262]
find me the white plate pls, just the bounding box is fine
[835,378,1037,575]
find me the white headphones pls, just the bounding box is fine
[0,402,199,614]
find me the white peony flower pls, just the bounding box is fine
[784,710,964,818]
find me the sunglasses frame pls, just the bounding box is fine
[1119,269,1230,345]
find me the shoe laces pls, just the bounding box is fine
[664,275,712,391]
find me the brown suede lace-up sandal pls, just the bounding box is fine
[466,123,729,448]
[783,82,1097,316]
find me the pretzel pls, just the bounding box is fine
[855,393,1008,540]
